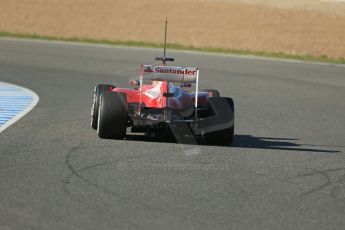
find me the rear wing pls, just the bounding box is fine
[139,65,200,116]
[141,65,198,83]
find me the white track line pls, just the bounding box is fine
[0,82,39,133]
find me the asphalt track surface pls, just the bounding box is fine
[0,38,345,230]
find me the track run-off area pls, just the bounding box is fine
[0,38,345,230]
[0,81,39,133]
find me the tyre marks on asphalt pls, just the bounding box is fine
[286,167,345,202]
[0,81,39,133]
[61,143,218,228]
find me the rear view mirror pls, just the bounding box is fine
[129,79,140,86]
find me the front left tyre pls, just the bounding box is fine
[201,89,220,97]
[97,92,128,139]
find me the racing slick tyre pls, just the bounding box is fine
[201,89,220,97]
[91,84,115,129]
[97,91,128,139]
[204,97,234,145]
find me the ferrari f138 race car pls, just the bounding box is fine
[90,22,234,145]
[90,62,235,145]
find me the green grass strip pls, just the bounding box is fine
[1,31,344,64]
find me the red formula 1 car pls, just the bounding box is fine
[90,62,234,145]
[90,22,234,145]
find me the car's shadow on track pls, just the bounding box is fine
[125,134,340,153]
[232,135,340,153]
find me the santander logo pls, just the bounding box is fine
[144,66,154,73]
[143,65,197,76]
